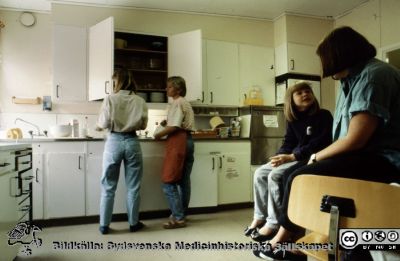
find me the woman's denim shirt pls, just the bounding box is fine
[333,58,400,170]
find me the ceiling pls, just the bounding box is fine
[0,0,370,20]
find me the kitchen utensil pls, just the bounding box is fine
[6,128,23,139]
[114,38,127,49]
[49,124,72,138]
[150,92,165,102]
[231,126,241,137]
[209,116,225,130]
[218,127,230,138]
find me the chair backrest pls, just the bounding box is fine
[288,174,400,236]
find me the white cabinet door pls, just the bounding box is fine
[274,42,320,76]
[140,154,168,211]
[53,25,87,102]
[88,17,114,101]
[46,152,85,218]
[32,151,44,220]
[274,43,288,77]
[86,142,127,216]
[168,30,202,103]
[206,40,239,106]
[218,151,251,204]
[189,153,218,208]
[239,44,275,106]
[287,43,320,75]
[0,170,19,261]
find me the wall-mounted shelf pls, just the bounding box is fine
[12,96,41,105]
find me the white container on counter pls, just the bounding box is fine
[70,119,79,138]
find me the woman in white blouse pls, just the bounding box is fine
[154,76,195,229]
[97,68,148,235]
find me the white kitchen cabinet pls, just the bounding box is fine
[206,40,240,106]
[0,165,19,261]
[239,44,275,106]
[53,25,87,102]
[192,141,251,206]
[218,150,251,204]
[42,143,85,219]
[274,42,320,76]
[88,16,202,102]
[168,30,202,103]
[86,141,168,214]
[86,142,127,216]
[88,17,114,101]
[140,142,168,211]
[189,144,219,208]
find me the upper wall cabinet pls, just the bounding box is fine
[88,17,114,101]
[88,16,202,102]
[53,25,87,102]
[206,40,239,106]
[274,42,320,76]
[168,30,202,103]
[239,44,275,106]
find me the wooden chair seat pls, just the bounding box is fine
[288,175,400,261]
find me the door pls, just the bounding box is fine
[189,153,218,208]
[86,142,127,216]
[46,153,85,218]
[239,44,275,106]
[218,152,251,204]
[206,40,239,106]
[53,25,87,102]
[140,155,168,211]
[287,43,320,75]
[88,17,114,101]
[168,29,202,103]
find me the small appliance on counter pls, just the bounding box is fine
[275,73,321,106]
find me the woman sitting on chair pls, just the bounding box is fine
[254,26,400,260]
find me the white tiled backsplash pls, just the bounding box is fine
[0,109,168,139]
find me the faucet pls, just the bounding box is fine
[14,118,47,138]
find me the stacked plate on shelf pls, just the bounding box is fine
[150,92,165,102]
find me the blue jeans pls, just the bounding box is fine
[100,132,143,226]
[162,135,194,221]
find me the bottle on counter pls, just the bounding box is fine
[80,117,88,138]
[71,119,79,138]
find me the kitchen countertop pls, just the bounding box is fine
[0,142,32,151]
[0,137,250,143]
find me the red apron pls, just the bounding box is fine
[161,130,187,183]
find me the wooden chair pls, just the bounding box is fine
[288,175,400,261]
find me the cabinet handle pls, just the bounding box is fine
[219,156,222,169]
[105,81,110,94]
[290,59,295,70]
[201,91,204,103]
[10,176,21,197]
[20,161,31,165]
[0,162,11,167]
[210,92,213,104]
[212,157,215,170]
[244,93,247,100]
[78,156,81,170]
[35,168,39,182]
[56,84,60,98]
